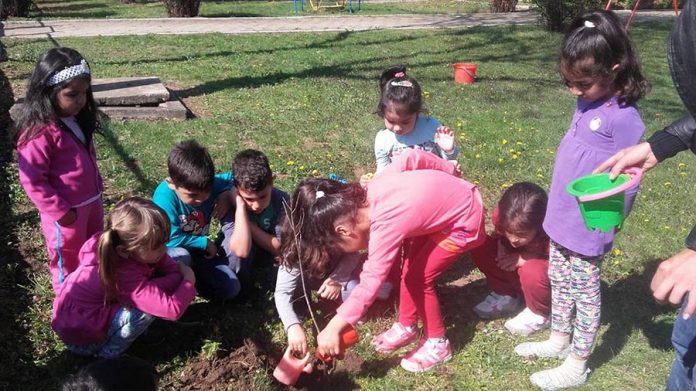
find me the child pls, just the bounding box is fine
[361,65,459,185]
[219,149,288,297]
[51,197,196,358]
[276,251,393,355]
[470,182,551,336]
[153,140,238,301]
[281,149,486,372]
[15,47,104,293]
[514,11,650,390]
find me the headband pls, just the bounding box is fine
[47,59,90,87]
[391,80,413,88]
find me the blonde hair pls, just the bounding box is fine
[98,197,171,301]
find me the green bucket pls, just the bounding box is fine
[566,168,642,233]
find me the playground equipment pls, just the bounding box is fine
[293,0,362,13]
[604,0,679,29]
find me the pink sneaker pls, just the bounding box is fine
[400,339,452,372]
[371,322,418,353]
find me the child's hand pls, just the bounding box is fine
[318,278,342,301]
[179,262,196,284]
[57,209,77,226]
[287,324,308,356]
[212,190,234,220]
[204,239,217,259]
[450,160,462,177]
[359,173,373,190]
[495,254,520,272]
[435,126,456,154]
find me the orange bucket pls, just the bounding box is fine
[453,63,477,84]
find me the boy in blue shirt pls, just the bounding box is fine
[220,149,289,299]
[153,139,240,301]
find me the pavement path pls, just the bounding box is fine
[0,9,676,39]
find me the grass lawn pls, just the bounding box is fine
[12,0,492,19]
[0,16,691,390]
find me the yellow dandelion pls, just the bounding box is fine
[502,139,508,145]
[537,173,543,178]
[299,165,305,170]
[509,148,516,153]
[287,160,295,166]
[512,154,519,160]
[678,162,686,169]
[664,182,672,187]
[665,225,671,230]
[643,219,650,223]
[516,141,524,146]
[457,122,462,128]
[424,91,430,97]
[311,169,318,176]
[613,248,622,256]
[475,154,481,159]
[613,260,620,266]
[498,158,504,163]
[269,164,274,169]
[680,172,687,176]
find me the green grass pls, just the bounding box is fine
[12,0,492,20]
[0,17,690,390]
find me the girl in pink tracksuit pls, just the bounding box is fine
[15,47,104,292]
[52,197,197,358]
[280,149,486,372]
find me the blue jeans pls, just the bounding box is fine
[68,307,154,358]
[167,247,241,302]
[667,296,696,391]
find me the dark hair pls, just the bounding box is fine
[14,47,101,147]
[61,356,157,391]
[376,65,424,117]
[167,139,215,192]
[279,178,367,278]
[560,10,650,105]
[233,149,273,192]
[496,182,547,237]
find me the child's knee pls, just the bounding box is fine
[519,259,549,285]
[167,247,192,267]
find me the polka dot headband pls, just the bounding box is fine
[47,59,90,87]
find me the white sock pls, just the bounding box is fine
[529,356,589,390]
[514,333,570,358]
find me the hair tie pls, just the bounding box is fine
[394,71,405,78]
[315,190,325,199]
[47,59,90,87]
[584,20,595,28]
[391,80,413,88]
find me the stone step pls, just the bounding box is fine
[92,77,169,106]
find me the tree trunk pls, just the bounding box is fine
[162,0,201,17]
[1,0,32,18]
[490,0,518,12]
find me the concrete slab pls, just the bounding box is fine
[92,77,170,106]
[10,96,188,121]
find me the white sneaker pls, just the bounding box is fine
[504,307,550,336]
[473,292,521,319]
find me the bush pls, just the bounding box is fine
[531,0,602,31]
[491,0,518,12]
[162,0,201,17]
[1,0,32,18]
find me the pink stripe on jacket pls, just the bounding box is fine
[336,149,485,326]
[52,234,197,345]
[17,121,103,221]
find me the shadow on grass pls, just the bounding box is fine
[98,120,156,194]
[590,259,676,371]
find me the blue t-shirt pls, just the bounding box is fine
[153,172,233,251]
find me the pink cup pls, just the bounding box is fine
[273,347,312,386]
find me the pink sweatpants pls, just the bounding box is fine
[40,200,104,292]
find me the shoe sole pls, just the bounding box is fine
[504,322,550,337]
[400,353,453,373]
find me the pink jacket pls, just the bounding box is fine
[52,234,197,345]
[17,121,103,221]
[336,149,485,326]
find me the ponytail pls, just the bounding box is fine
[98,228,119,302]
[376,65,423,118]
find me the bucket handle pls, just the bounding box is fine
[578,167,643,202]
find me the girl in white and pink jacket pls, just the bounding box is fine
[15,47,103,292]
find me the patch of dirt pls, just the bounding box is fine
[177,338,277,391]
[291,351,363,391]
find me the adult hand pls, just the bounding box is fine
[594,142,658,180]
[287,324,308,356]
[57,209,77,226]
[651,248,696,319]
[435,126,456,154]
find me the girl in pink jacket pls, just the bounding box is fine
[15,47,104,292]
[52,197,197,358]
[279,149,486,372]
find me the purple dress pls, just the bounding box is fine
[543,96,645,257]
